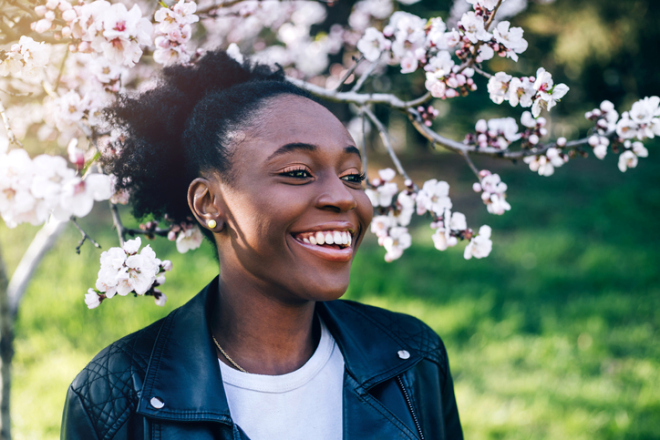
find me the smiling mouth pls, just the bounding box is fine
[290,230,355,262]
[293,230,352,249]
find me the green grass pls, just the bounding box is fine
[2,149,659,439]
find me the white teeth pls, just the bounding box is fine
[297,230,354,247]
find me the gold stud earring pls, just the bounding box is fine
[207,219,217,229]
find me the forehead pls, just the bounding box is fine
[238,95,355,160]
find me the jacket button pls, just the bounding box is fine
[397,350,410,360]
[150,397,165,409]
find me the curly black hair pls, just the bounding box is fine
[102,49,312,239]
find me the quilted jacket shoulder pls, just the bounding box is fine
[66,314,167,439]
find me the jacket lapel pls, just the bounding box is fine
[136,277,232,424]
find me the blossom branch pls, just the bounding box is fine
[360,110,369,183]
[461,150,481,179]
[70,217,101,254]
[335,55,364,91]
[352,59,381,93]
[0,98,22,147]
[362,106,413,183]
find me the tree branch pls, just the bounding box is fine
[334,55,363,91]
[362,106,412,183]
[351,59,380,93]
[7,217,68,316]
[0,98,23,148]
[70,217,101,254]
[287,76,431,109]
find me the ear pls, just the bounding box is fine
[187,177,225,232]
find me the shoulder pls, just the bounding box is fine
[327,299,448,368]
[65,312,172,438]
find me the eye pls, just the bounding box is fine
[341,172,366,184]
[280,167,312,179]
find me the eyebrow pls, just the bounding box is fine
[266,142,362,162]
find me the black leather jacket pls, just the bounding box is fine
[61,278,463,439]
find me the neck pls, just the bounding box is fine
[209,273,319,375]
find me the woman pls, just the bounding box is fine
[61,50,463,440]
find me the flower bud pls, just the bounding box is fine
[529,134,539,145]
[588,135,599,147]
[475,119,487,133]
[473,182,482,192]
[35,5,47,16]
[600,100,615,113]
[556,137,567,147]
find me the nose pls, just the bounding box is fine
[315,173,358,213]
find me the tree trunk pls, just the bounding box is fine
[0,246,11,440]
[0,218,67,440]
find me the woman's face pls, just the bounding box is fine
[208,94,373,304]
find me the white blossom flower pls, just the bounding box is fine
[618,150,638,172]
[371,214,395,238]
[508,77,536,108]
[357,27,388,62]
[85,289,101,309]
[464,225,492,259]
[154,291,168,307]
[493,21,528,61]
[176,225,204,253]
[459,11,492,44]
[487,117,520,148]
[383,226,411,262]
[432,228,457,251]
[226,43,244,64]
[416,179,452,216]
[488,72,512,105]
[631,141,648,158]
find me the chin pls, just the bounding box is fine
[291,271,351,303]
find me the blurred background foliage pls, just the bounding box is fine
[2,0,659,438]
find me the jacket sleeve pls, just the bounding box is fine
[439,349,463,440]
[61,385,100,440]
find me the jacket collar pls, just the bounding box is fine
[137,276,422,422]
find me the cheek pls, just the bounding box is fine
[356,191,374,230]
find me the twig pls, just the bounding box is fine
[70,217,101,254]
[472,65,493,79]
[351,60,380,93]
[110,202,126,246]
[54,45,69,91]
[109,202,171,245]
[362,106,412,182]
[360,109,369,184]
[484,0,505,32]
[7,0,38,20]
[334,55,363,91]
[455,0,504,75]
[461,150,481,180]
[196,0,249,16]
[0,88,33,97]
[0,98,23,147]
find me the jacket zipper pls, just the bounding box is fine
[396,375,425,440]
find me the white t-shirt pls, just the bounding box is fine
[219,319,345,440]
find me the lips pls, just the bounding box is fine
[289,225,356,263]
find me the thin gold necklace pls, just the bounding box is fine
[212,335,248,373]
